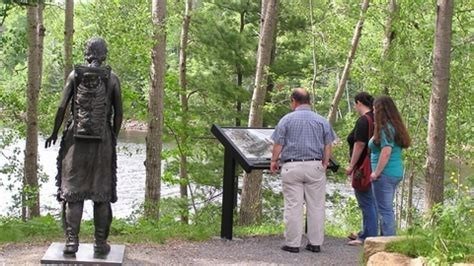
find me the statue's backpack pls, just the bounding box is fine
[72,65,111,140]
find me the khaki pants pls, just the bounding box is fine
[281,160,326,247]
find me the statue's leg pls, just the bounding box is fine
[93,201,112,254]
[63,201,84,254]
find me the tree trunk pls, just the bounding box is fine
[235,9,246,127]
[178,0,192,224]
[309,0,318,101]
[425,0,453,212]
[63,0,74,82]
[145,0,166,219]
[239,0,278,225]
[327,0,369,126]
[406,170,414,226]
[382,0,396,94]
[61,0,74,126]
[248,0,278,131]
[24,2,45,219]
[382,0,396,59]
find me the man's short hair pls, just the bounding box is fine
[291,88,310,104]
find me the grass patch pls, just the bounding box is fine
[234,222,283,237]
[109,217,220,243]
[0,215,62,243]
[0,215,220,244]
[385,236,474,264]
[385,236,432,258]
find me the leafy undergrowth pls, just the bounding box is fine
[386,196,474,265]
[0,215,62,243]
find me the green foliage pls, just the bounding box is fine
[384,237,432,259]
[261,176,284,222]
[110,219,217,243]
[325,190,361,237]
[0,199,223,243]
[0,215,61,243]
[234,222,284,237]
[388,183,474,264]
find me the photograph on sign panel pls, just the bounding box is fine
[222,128,274,160]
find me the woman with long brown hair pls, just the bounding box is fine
[369,95,410,236]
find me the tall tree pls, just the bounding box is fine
[24,1,45,219]
[382,0,396,60]
[178,0,193,224]
[235,3,249,127]
[309,0,318,97]
[240,0,278,225]
[381,0,397,94]
[63,0,74,82]
[425,0,454,211]
[327,0,370,125]
[145,0,166,219]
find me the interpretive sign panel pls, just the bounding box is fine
[211,125,274,172]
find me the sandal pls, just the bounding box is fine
[347,239,363,246]
[347,232,358,240]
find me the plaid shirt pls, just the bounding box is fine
[271,105,336,163]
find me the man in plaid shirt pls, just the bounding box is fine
[270,88,336,253]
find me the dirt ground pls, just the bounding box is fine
[0,235,362,265]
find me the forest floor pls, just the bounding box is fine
[0,235,362,265]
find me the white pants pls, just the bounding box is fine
[281,160,326,247]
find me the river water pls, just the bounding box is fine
[0,130,180,220]
[0,130,360,221]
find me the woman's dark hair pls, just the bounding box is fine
[290,88,310,104]
[354,92,374,109]
[373,96,411,148]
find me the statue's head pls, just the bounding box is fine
[84,37,108,66]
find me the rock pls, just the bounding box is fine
[367,252,425,266]
[364,236,404,261]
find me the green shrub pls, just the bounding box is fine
[0,215,62,243]
[388,190,473,264]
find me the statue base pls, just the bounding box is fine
[41,242,125,265]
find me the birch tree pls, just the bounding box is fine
[327,0,369,125]
[63,0,74,82]
[145,0,166,219]
[178,0,193,224]
[239,0,278,225]
[381,0,396,94]
[425,0,454,211]
[24,1,45,219]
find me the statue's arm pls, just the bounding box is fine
[45,71,74,148]
[111,74,123,137]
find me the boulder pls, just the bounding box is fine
[367,252,425,266]
[364,236,404,261]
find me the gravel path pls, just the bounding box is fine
[0,235,362,265]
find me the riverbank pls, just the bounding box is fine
[0,235,362,265]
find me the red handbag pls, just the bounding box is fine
[351,114,373,192]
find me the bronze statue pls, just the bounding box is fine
[45,37,123,255]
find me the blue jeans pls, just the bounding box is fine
[372,174,401,236]
[354,185,378,240]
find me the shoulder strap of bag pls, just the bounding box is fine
[363,113,374,155]
[364,113,373,138]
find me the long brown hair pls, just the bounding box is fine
[373,96,411,148]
